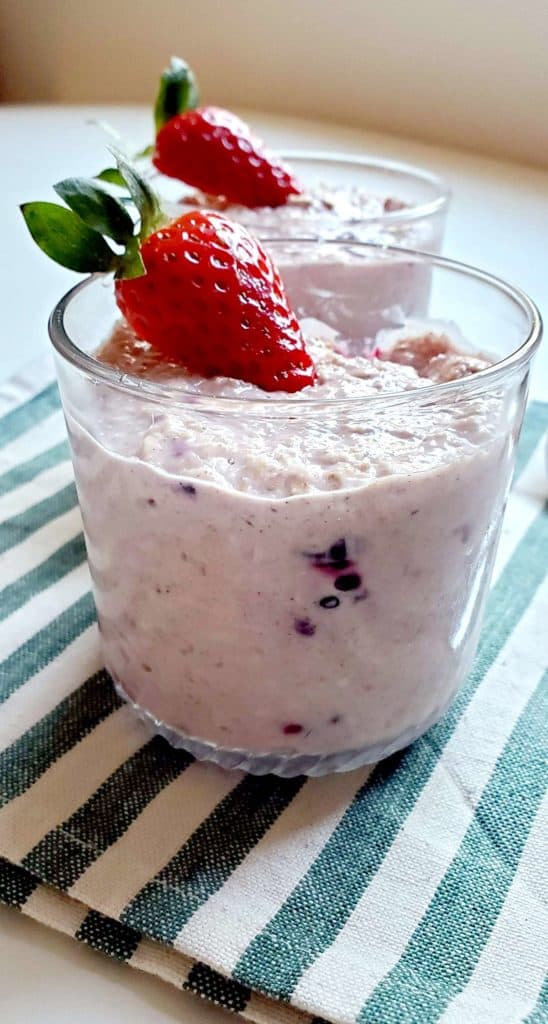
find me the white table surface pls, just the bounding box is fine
[1,106,547,1023]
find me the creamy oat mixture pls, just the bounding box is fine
[172,183,406,230]
[95,321,492,494]
[63,317,508,763]
[163,181,440,250]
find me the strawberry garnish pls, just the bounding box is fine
[20,153,316,393]
[151,57,301,208]
[115,211,315,391]
[154,106,301,209]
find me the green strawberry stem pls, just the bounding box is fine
[133,144,155,160]
[153,56,199,134]
[20,151,167,280]
[111,149,164,239]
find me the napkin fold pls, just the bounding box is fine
[0,360,546,1024]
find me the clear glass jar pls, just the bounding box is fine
[49,242,541,777]
[160,151,450,251]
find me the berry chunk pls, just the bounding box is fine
[294,617,316,636]
[334,573,361,592]
[303,537,353,574]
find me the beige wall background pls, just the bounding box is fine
[1,0,546,168]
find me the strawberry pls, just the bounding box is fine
[150,57,301,208]
[20,152,316,393]
[115,210,316,390]
[154,106,301,209]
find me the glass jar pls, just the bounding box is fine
[159,151,450,251]
[49,242,541,776]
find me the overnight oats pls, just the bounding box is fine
[147,57,449,252]
[144,56,448,338]
[22,160,540,776]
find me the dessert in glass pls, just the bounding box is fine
[22,158,540,778]
[164,151,450,253]
[146,56,450,340]
[148,57,450,252]
[52,263,541,773]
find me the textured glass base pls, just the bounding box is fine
[113,678,452,777]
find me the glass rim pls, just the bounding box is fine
[280,149,451,223]
[49,241,542,415]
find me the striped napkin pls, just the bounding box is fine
[0,357,547,1024]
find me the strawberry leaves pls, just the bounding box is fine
[20,202,116,273]
[54,177,135,244]
[154,56,199,134]
[20,154,167,280]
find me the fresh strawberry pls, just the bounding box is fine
[115,210,315,390]
[150,57,301,208]
[154,106,301,208]
[20,153,316,393]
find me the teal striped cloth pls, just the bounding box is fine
[0,359,547,1024]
